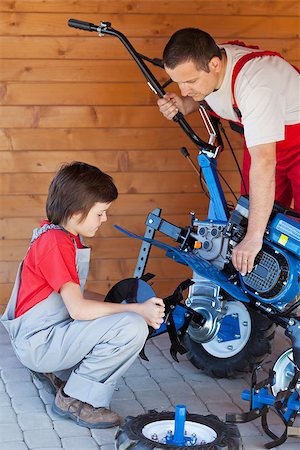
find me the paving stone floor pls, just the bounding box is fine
[0,321,299,450]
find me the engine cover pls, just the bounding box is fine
[241,244,289,299]
[227,196,300,308]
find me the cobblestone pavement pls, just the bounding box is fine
[1,322,299,450]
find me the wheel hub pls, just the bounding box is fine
[185,279,223,343]
[142,420,217,445]
[187,302,221,343]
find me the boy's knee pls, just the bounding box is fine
[121,312,149,344]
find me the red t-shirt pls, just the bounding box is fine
[15,220,83,318]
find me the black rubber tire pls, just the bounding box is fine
[183,305,276,378]
[115,410,242,450]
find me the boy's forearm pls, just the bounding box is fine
[74,298,141,321]
[83,289,106,302]
[61,282,141,320]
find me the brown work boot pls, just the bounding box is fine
[52,387,122,428]
[31,371,65,394]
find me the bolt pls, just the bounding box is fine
[227,345,233,350]
[151,434,158,441]
[242,321,248,326]
[149,219,153,224]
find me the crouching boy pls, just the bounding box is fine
[1,161,165,428]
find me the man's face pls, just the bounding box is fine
[165,59,220,101]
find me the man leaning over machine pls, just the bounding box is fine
[157,28,300,276]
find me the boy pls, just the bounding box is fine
[1,161,165,428]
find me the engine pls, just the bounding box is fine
[144,197,299,309]
[191,221,229,269]
[225,196,300,308]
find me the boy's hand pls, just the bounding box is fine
[138,297,165,329]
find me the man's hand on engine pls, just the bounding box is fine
[231,235,263,276]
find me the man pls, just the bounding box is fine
[157,28,300,276]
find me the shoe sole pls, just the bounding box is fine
[52,402,120,429]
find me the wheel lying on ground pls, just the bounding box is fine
[271,348,300,396]
[115,410,242,450]
[183,301,276,378]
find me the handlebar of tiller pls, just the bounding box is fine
[68,18,217,153]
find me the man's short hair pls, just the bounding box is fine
[163,28,221,72]
[46,161,118,225]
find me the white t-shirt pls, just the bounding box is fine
[205,45,300,148]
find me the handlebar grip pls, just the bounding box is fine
[68,19,98,32]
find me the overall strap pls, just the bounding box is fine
[199,47,298,135]
[231,50,284,121]
[30,223,76,247]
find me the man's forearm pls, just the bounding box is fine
[247,144,276,241]
[182,96,201,115]
[231,142,276,274]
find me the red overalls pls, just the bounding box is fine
[205,46,300,212]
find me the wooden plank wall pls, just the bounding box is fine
[0,1,299,312]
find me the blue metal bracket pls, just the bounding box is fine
[164,405,197,446]
[217,313,241,343]
[226,365,300,448]
[198,153,228,222]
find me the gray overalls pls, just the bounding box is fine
[1,224,148,408]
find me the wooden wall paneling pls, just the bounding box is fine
[0,1,298,311]
[0,37,298,62]
[1,1,298,16]
[0,13,298,38]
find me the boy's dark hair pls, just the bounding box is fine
[163,28,221,73]
[46,161,118,225]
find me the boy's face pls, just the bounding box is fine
[66,202,112,237]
